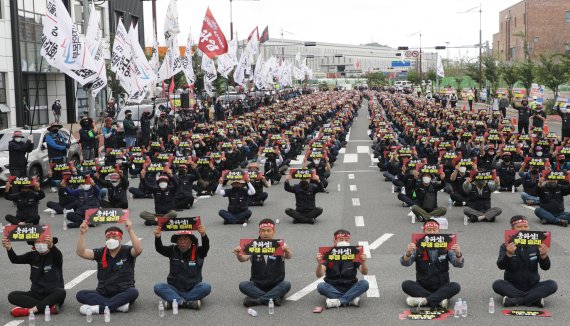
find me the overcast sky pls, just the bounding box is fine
[143,0,521,60]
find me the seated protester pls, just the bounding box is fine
[306,156,331,189]
[62,177,101,228]
[4,178,45,225]
[493,216,558,307]
[519,166,541,205]
[99,172,129,209]
[139,170,178,226]
[246,163,269,206]
[496,152,522,191]
[478,144,497,171]
[316,230,369,308]
[215,174,256,224]
[551,154,570,172]
[232,219,292,307]
[534,176,570,227]
[383,152,402,182]
[193,162,219,196]
[394,165,417,207]
[129,170,156,199]
[153,225,210,310]
[462,171,503,223]
[411,172,447,222]
[284,173,325,224]
[76,220,142,315]
[46,171,78,215]
[174,165,197,210]
[2,235,65,317]
[449,165,469,206]
[401,220,464,309]
[260,152,283,185]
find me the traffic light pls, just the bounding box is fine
[397,46,409,50]
[304,41,317,47]
[396,53,402,56]
[435,46,446,50]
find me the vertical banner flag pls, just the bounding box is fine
[436,53,445,78]
[198,7,228,59]
[182,28,196,84]
[259,26,269,44]
[85,2,107,97]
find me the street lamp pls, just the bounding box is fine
[458,4,482,97]
[229,0,260,40]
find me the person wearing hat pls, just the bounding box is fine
[493,216,558,307]
[61,176,102,228]
[246,163,270,206]
[551,153,570,172]
[2,234,65,317]
[51,99,62,123]
[556,103,570,140]
[316,229,369,308]
[462,169,503,223]
[105,100,116,119]
[496,151,522,192]
[79,117,98,160]
[102,118,118,150]
[76,219,142,315]
[284,173,325,224]
[4,178,44,225]
[8,130,33,177]
[45,123,69,164]
[478,144,497,171]
[516,100,530,134]
[122,109,138,147]
[401,220,464,309]
[233,219,292,307]
[410,171,448,222]
[153,225,210,310]
[216,172,256,224]
[139,168,178,226]
[534,175,570,227]
[99,171,129,209]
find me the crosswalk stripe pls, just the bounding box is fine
[348,173,355,179]
[364,275,380,298]
[358,241,371,258]
[355,216,365,227]
[350,185,357,191]
[343,153,358,163]
[339,148,346,154]
[352,198,361,206]
[357,146,370,154]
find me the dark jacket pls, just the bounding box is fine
[79,128,98,149]
[413,249,451,291]
[8,246,64,295]
[142,177,178,214]
[324,261,360,292]
[537,184,570,215]
[8,139,33,169]
[65,186,101,215]
[250,253,285,291]
[284,181,324,212]
[413,181,444,212]
[93,245,136,296]
[5,190,45,222]
[123,117,138,136]
[45,131,68,160]
[464,181,497,212]
[497,243,550,291]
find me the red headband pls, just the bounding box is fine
[259,223,275,230]
[334,233,351,240]
[105,231,123,239]
[423,221,439,230]
[511,219,528,227]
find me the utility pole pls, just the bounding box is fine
[82,0,95,119]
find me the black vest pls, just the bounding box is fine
[168,245,204,291]
[467,185,492,211]
[250,255,285,291]
[29,250,64,295]
[95,246,136,296]
[324,261,359,291]
[46,133,66,159]
[227,187,249,213]
[414,249,450,291]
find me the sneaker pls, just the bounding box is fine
[406,297,428,307]
[350,296,361,307]
[439,299,448,309]
[116,303,129,312]
[502,296,516,307]
[10,307,30,317]
[164,301,172,310]
[274,297,283,306]
[540,219,548,225]
[185,300,201,310]
[525,200,535,206]
[43,208,55,213]
[531,298,545,308]
[558,220,568,227]
[50,187,58,193]
[80,305,100,315]
[325,298,342,309]
[243,297,262,307]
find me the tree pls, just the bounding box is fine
[407,71,421,87]
[482,55,500,102]
[464,62,481,89]
[364,72,387,86]
[515,59,535,97]
[535,54,567,101]
[425,70,437,83]
[499,62,518,103]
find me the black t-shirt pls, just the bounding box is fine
[93,245,136,296]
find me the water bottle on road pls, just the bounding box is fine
[488,298,495,314]
[104,306,110,322]
[158,301,165,317]
[247,308,258,316]
[453,301,461,318]
[268,299,274,315]
[172,299,178,315]
[448,197,452,209]
[28,311,35,326]
[461,300,467,317]
[44,305,51,321]
[86,309,92,323]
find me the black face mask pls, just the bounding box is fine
[300,181,309,189]
[546,182,557,189]
[503,158,511,163]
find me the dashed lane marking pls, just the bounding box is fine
[357,146,370,154]
[348,173,355,179]
[343,154,358,163]
[370,233,394,250]
[352,198,361,206]
[358,241,371,258]
[355,216,365,227]
[286,278,324,301]
[350,185,357,192]
[64,270,97,290]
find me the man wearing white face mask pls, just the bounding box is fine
[139,170,178,226]
[3,235,66,317]
[316,230,369,308]
[8,130,34,177]
[99,172,129,209]
[449,165,469,206]
[411,173,448,222]
[76,219,142,315]
[62,176,102,228]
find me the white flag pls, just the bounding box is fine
[254,54,264,89]
[216,55,235,78]
[201,54,217,84]
[158,35,184,81]
[164,0,180,43]
[436,54,445,78]
[233,38,257,86]
[128,24,156,89]
[182,29,196,84]
[85,2,107,97]
[227,39,238,65]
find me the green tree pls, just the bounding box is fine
[515,59,535,97]
[407,71,421,87]
[364,72,387,86]
[425,70,437,83]
[499,62,518,103]
[464,62,481,89]
[535,54,567,101]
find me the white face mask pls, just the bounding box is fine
[158,182,168,189]
[488,151,495,156]
[314,159,321,165]
[459,167,467,173]
[536,152,543,157]
[215,160,221,164]
[422,177,432,184]
[336,241,350,247]
[116,159,123,165]
[227,150,233,154]
[106,238,120,250]
[35,243,49,254]
[111,181,120,187]
[14,137,23,143]
[194,144,200,148]
[83,184,92,191]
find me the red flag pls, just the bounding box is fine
[247,26,259,41]
[198,7,228,59]
[259,26,269,44]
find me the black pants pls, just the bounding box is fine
[500,107,507,118]
[249,192,268,205]
[492,280,557,306]
[499,178,523,190]
[450,192,468,203]
[518,121,529,134]
[66,212,85,228]
[175,195,194,209]
[397,193,415,207]
[101,199,129,209]
[8,289,66,309]
[402,280,461,307]
[129,187,151,198]
[10,168,28,177]
[285,207,323,223]
[47,197,77,214]
[6,214,39,225]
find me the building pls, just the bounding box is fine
[492,0,570,62]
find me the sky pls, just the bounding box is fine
[143,0,521,60]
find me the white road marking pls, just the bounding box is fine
[350,185,357,192]
[124,237,143,246]
[348,140,373,142]
[355,216,365,227]
[370,154,379,164]
[370,233,394,250]
[286,278,325,301]
[339,148,346,154]
[364,275,380,297]
[357,146,369,154]
[290,154,305,165]
[348,173,355,179]
[343,154,358,163]
[333,170,377,173]
[352,198,361,206]
[523,205,537,211]
[346,131,351,141]
[358,241,371,258]
[64,270,97,290]
[4,321,24,326]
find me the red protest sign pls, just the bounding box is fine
[319,246,363,263]
[157,216,202,231]
[85,208,129,224]
[290,168,315,180]
[501,310,551,317]
[240,239,284,256]
[412,233,457,251]
[198,7,228,59]
[504,230,551,247]
[4,224,50,242]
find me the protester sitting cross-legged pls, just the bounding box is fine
[139,168,178,226]
[462,170,503,223]
[283,173,324,224]
[216,172,256,224]
[410,172,447,222]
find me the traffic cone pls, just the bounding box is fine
[544,124,549,134]
[512,116,517,125]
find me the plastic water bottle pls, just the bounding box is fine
[268,299,274,315]
[391,185,395,193]
[337,184,341,192]
[50,210,55,219]
[158,301,165,317]
[463,215,468,226]
[488,298,495,314]
[104,306,110,322]
[453,301,461,318]
[247,308,258,317]
[511,185,515,193]
[86,309,92,323]
[411,213,416,224]
[172,299,178,315]
[448,197,453,209]
[401,187,406,195]
[44,305,51,321]
[63,218,68,231]
[29,311,35,326]
[461,300,467,317]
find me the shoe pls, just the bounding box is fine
[223,220,230,225]
[468,215,479,223]
[309,218,315,225]
[164,301,172,310]
[50,187,58,193]
[10,307,30,317]
[274,297,283,306]
[531,298,545,308]
[487,216,496,222]
[453,201,463,207]
[243,297,262,307]
[406,297,428,307]
[80,305,100,315]
[50,305,60,315]
[325,298,342,309]
[526,200,535,206]
[540,219,548,225]
[67,222,80,229]
[185,300,201,310]
[558,220,568,227]
[502,296,516,307]
[43,208,56,213]
[63,208,74,218]
[145,194,154,198]
[116,303,129,312]
[439,299,448,309]
[350,296,361,307]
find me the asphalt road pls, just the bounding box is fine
[0,99,569,326]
